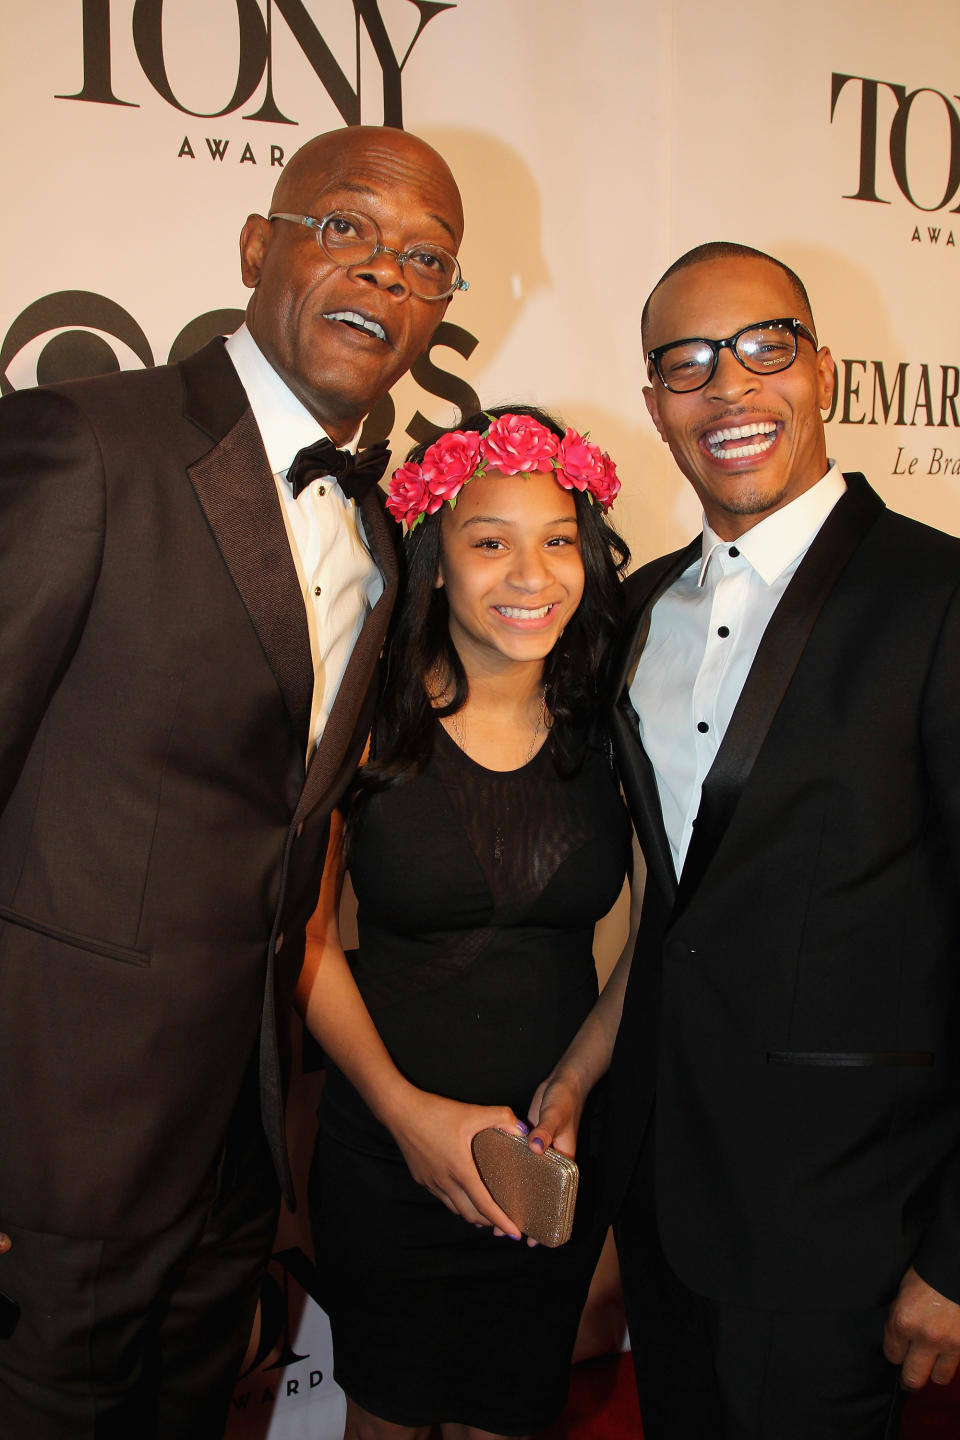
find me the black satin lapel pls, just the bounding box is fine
[675,473,884,912]
[295,488,399,821]
[612,701,677,907]
[187,409,314,745]
[611,540,701,907]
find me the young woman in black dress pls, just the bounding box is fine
[297,407,637,1440]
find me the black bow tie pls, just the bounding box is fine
[286,437,391,502]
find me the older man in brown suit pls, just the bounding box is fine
[0,124,466,1438]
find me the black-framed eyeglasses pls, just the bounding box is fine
[646,317,819,393]
[269,209,468,301]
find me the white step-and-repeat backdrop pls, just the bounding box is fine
[4,3,959,1435]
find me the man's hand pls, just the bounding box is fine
[0,1233,10,1256]
[883,1266,960,1388]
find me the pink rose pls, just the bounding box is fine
[386,461,435,528]
[592,452,621,510]
[422,429,482,503]
[555,428,607,493]
[480,413,558,475]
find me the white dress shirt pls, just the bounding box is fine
[225,325,384,752]
[629,465,847,876]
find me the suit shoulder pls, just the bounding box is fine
[868,503,960,581]
[51,357,183,412]
[1,359,183,433]
[844,471,958,560]
[875,504,960,552]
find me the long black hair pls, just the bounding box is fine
[359,404,630,794]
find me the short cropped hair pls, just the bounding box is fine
[640,241,815,356]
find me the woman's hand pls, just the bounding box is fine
[388,1089,526,1239]
[526,1068,584,1159]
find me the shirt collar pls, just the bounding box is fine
[698,462,847,587]
[224,323,358,477]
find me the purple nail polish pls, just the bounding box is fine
[529,1136,545,1153]
[515,1120,530,1136]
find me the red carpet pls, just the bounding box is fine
[538,1353,642,1438]
[534,1352,960,1438]
[900,1369,960,1439]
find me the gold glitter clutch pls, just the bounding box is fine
[471,1127,579,1247]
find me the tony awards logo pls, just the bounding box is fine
[829,73,958,477]
[831,73,960,248]
[59,0,456,133]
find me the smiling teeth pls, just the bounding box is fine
[496,604,553,619]
[705,421,777,459]
[326,310,387,342]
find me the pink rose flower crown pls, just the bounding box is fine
[385,412,621,530]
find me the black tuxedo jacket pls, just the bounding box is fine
[608,474,960,1309]
[0,339,398,1238]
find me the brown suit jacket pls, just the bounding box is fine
[0,339,398,1237]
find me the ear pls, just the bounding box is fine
[643,384,668,444]
[816,346,836,412]
[240,214,271,290]
[434,557,445,589]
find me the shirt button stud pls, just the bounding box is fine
[729,545,740,557]
[317,484,326,497]
[314,585,322,596]
[697,721,709,733]
[717,625,730,638]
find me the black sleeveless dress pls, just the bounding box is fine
[308,724,630,1433]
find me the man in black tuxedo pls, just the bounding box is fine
[532,243,960,1439]
[0,123,466,1437]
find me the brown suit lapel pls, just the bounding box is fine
[674,473,884,914]
[181,341,314,748]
